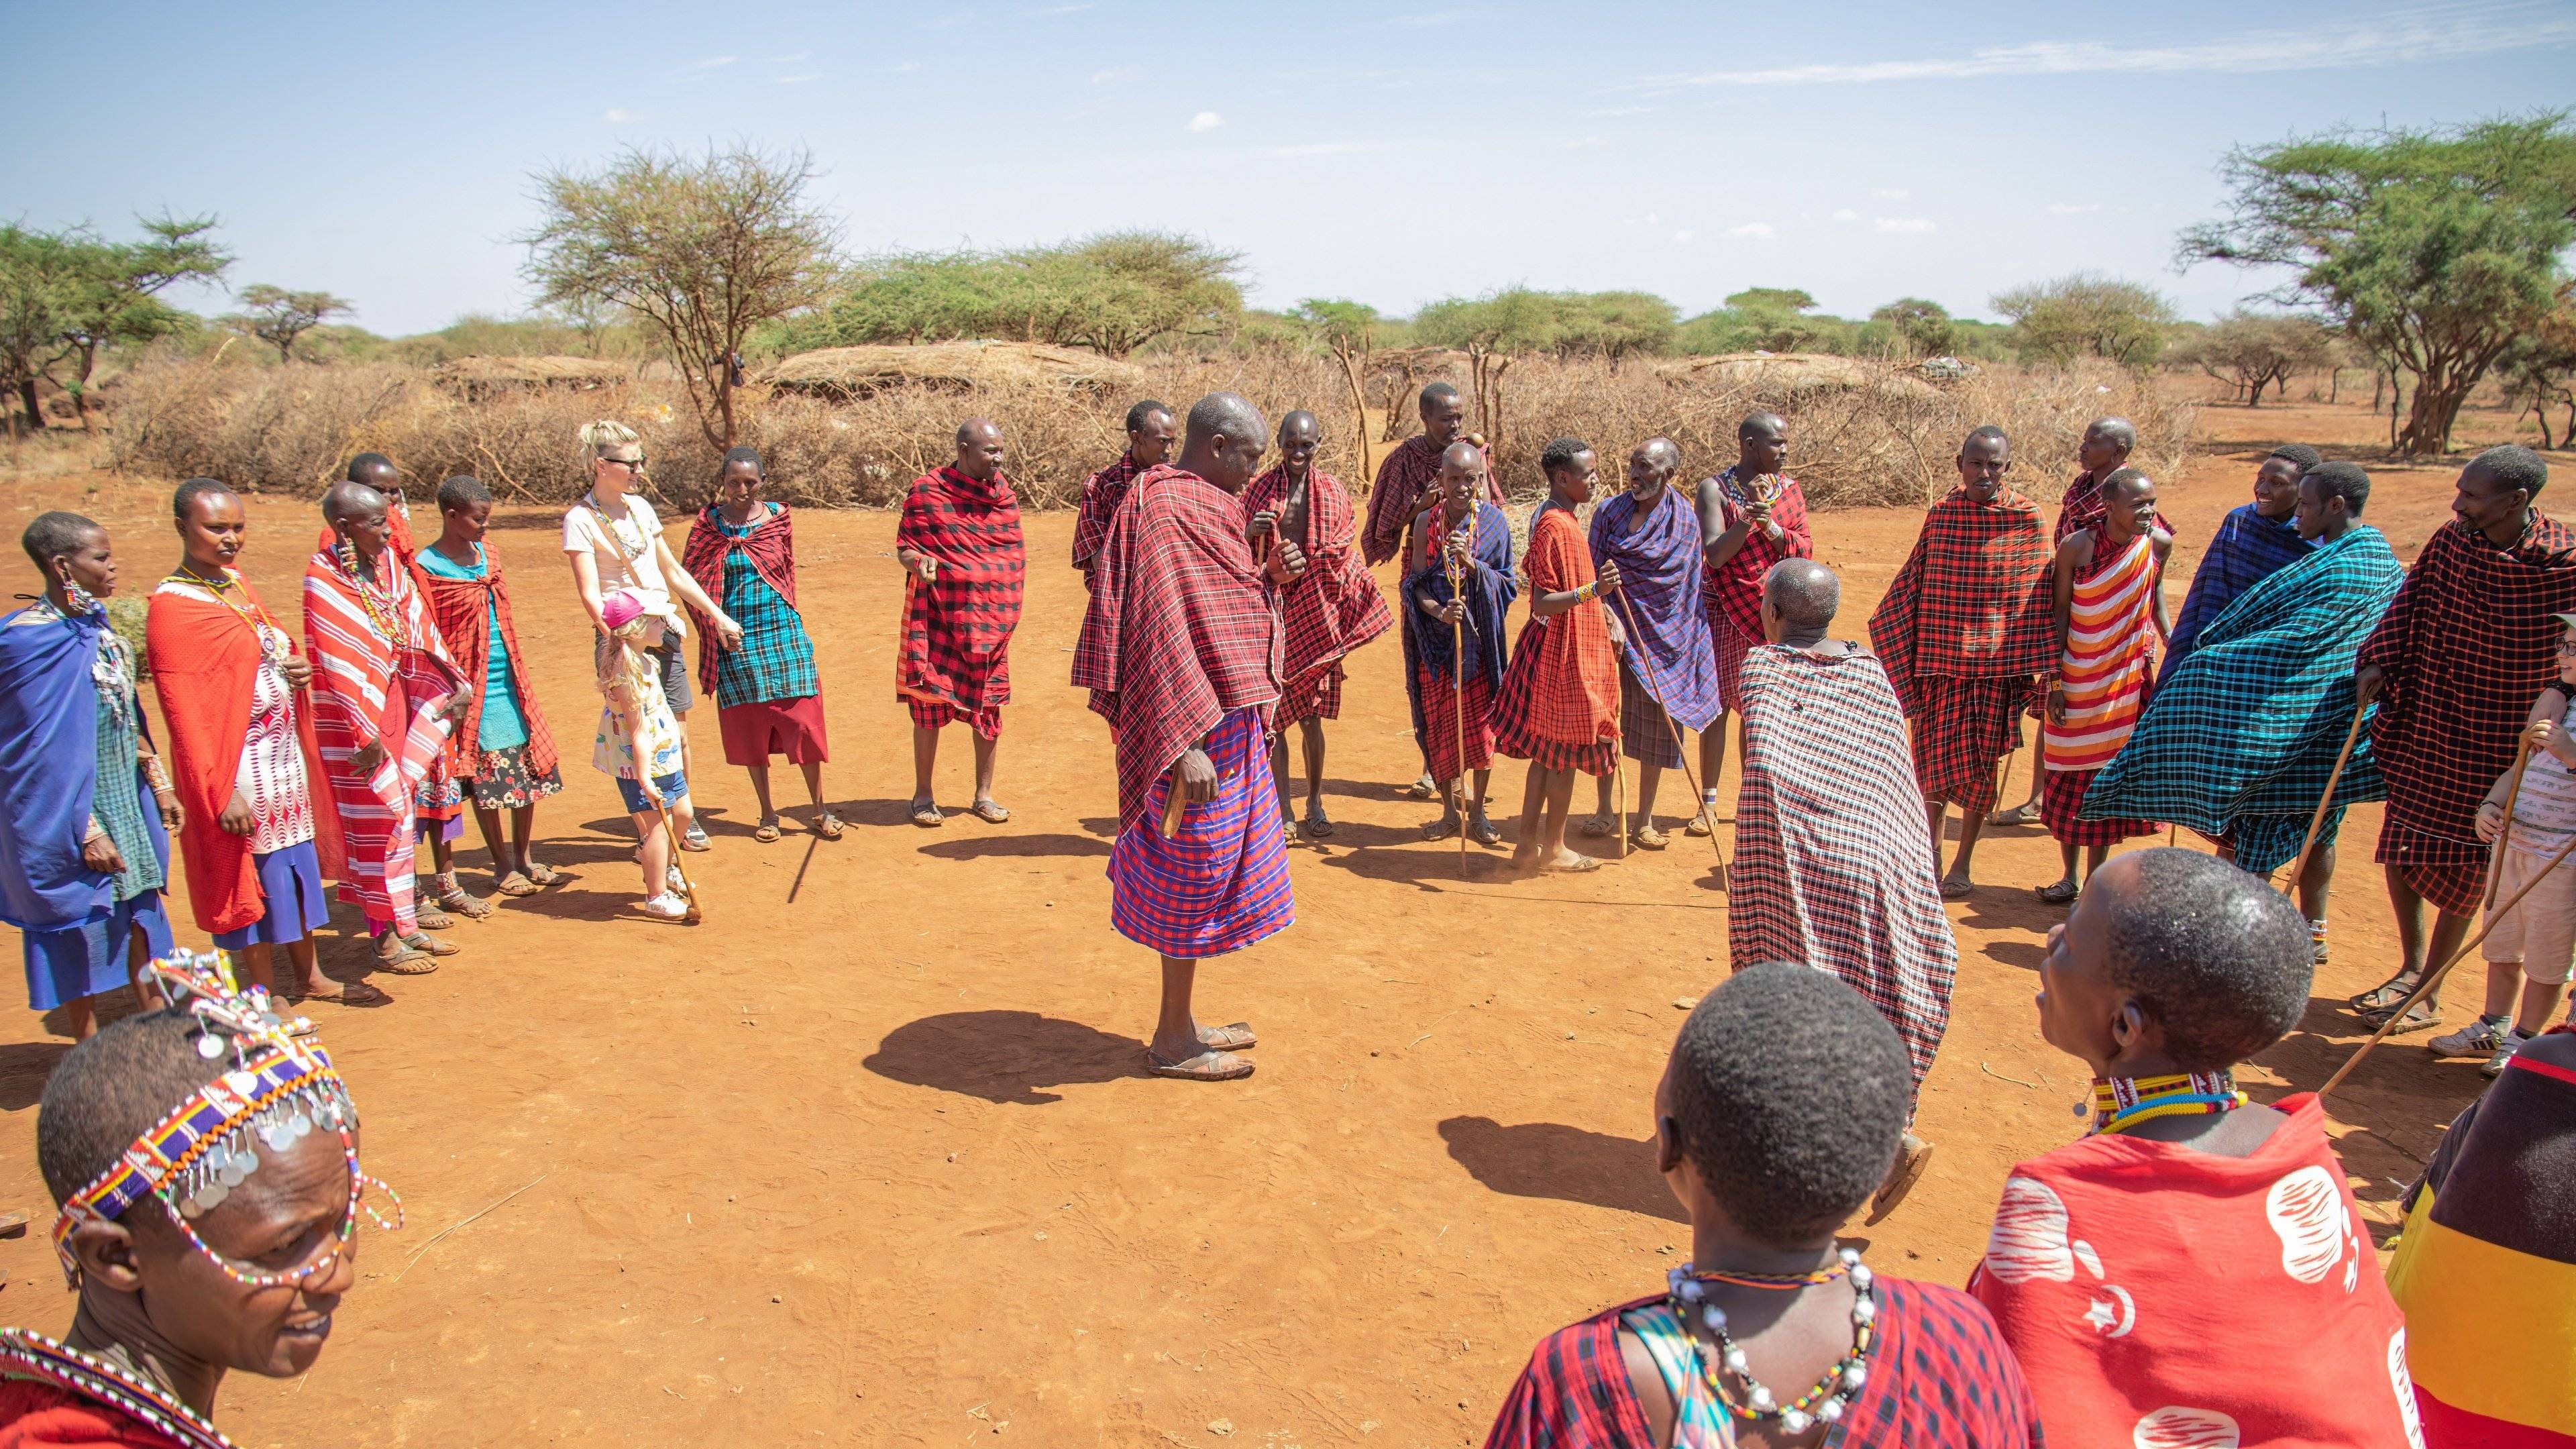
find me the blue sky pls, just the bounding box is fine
[9,0,2572,336]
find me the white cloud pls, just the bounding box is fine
[1872,188,1910,199]
[1673,229,1697,243]
[690,55,738,70]
[895,60,921,72]
[1831,208,1860,222]
[1874,217,1935,233]
[1187,111,1224,132]
[1267,140,1393,157]
[1723,222,1776,238]
[777,73,821,83]
[1631,1,2576,88]
[604,108,638,123]
[2047,203,2104,215]
[766,50,811,63]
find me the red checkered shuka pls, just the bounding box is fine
[1242,464,1392,700]
[1362,433,1507,566]
[2054,468,2174,545]
[1494,504,1619,747]
[2359,512,2576,912]
[409,543,559,784]
[897,467,1026,715]
[1701,468,1813,643]
[1866,485,2056,715]
[1071,451,1139,572]
[1072,464,1282,830]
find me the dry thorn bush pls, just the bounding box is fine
[110,345,2190,514]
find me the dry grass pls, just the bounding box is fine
[105,344,2192,514]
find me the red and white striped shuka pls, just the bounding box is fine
[302,547,461,936]
[1727,644,1956,1106]
[2042,530,2161,846]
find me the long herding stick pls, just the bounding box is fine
[2282,699,2371,899]
[2321,763,2561,1099]
[653,803,702,925]
[1447,509,1474,871]
[2483,741,2534,914]
[1608,586,1727,875]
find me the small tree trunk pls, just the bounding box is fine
[15,380,40,433]
[2400,375,2472,458]
[716,369,737,449]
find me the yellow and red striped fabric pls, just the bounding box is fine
[2044,531,2159,773]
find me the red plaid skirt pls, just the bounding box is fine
[1711,615,1757,714]
[1419,663,1495,781]
[2375,821,2489,917]
[1277,662,1344,724]
[908,697,1002,739]
[1909,674,2030,816]
[2043,767,2155,846]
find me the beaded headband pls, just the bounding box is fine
[51,949,400,1288]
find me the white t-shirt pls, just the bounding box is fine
[562,492,685,635]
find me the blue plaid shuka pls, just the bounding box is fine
[2082,525,2408,873]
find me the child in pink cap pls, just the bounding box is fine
[594,588,697,920]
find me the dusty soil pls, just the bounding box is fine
[0,396,2546,1447]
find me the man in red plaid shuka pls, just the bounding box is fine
[2352,446,2576,1032]
[896,419,1026,828]
[1242,411,1391,841]
[1868,427,2055,900]
[1364,382,1508,799]
[1690,411,1812,835]
[1070,400,1175,586]
[1073,392,1307,1083]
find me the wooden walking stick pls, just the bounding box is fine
[2322,767,2566,1100]
[2282,699,2371,900]
[1608,586,1727,875]
[1448,510,1473,871]
[2484,741,2534,914]
[653,803,702,925]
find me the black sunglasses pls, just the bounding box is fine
[601,456,646,471]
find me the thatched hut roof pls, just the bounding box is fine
[430,356,629,396]
[763,340,1147,400]
[1654,352,1941,400]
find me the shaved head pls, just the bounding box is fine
[956,417,1002,448]
[1180,391,1270,494]
[1186,391,1267,448]
[1763,559,1841,634]
[1278,410,1319,443]
[1440,440,1484,471]
[1640,437,1680,471]
[321,480,387,525]
[1739,412,1785,442]
[2086,417,2136,451]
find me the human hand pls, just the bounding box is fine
[716,615,745,650]
[1248,511,1279,548]
[156,790,184,834]
[280,653,313,690]
[1267,541,1306,586]
[219,790,256,837]
[637,776,664,807]
[2477,800,2505,842]
[444,687,474,724]
[350,739,388,775]
[2355,663,2385,705]
[2525,718,2559,755]
[1438,598,1464,625]
[910,553,939,584]
[2046,685,2068,725]
[1597,561,1622,596]
[1176,747,1218,803]
[81,833,125,876]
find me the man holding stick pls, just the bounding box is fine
[1587,437,1721,851]
[1690,411,1810,835]
[1365,382,1505,800]
[2351,446,2576,1034]
[1072,392,1304,1082]
[1400,443,1515,846]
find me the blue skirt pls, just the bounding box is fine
[1108,708,1294,960]
[212,839,331,950]
[23,891,174,1012]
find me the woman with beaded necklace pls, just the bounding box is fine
[1484,963,2039,1448]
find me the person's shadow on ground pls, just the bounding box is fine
[865,1010,1150,1105]
[1438,1115,1687,1223]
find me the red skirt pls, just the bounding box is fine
[720,694,830,766]
[2042,767,2155,847]
[1419,663,1495,782]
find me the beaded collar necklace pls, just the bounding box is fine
[333,543,409,650]
[0,1330,233,1449]
[164,568,285,661]
[2088,1070,2245,1136]
[52,950,401,1290]
[1662,1248,1876,1436]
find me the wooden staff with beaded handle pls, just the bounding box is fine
[1608,585,1727,875]
[1446,506,1474,871]
[2282,699,2371,901]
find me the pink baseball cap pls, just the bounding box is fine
[600,588,648,631]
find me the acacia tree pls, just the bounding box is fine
[1868,298,1959,358]
[1991,274,2176,367]
[1413,286,1560,455]
[2502,286,2576,447]
[223,284,351,364]
[2176,310,2333,405]
[523,143,843,450]
[56,216,229,428]
[1291,299,1382,459]
[2178,113,2576,455]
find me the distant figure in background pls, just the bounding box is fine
[1691,411,1811,836]
[1588,437,1721,851]
[0,514,180,1038]
[1366,382,1505,802]
[1071,399,1175,584]
[2158,443,2321,680]
[151,480,354,1008]
[1867,427,2054,900]
[1401,442,1515,846]
[1241,411,1390,840]
[413,474,567,898]
[898,419,1026,827]
[2042,468,2170,903]
[316,452,417,564]
[683,447,839,842]
[1495,438,1622,875]
[305,482,467,974]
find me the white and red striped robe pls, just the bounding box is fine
[303,547,461,935]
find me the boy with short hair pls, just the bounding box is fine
[1483,962,2041,1447]
[1971,847,2421,1446]
[1495,438,1622,874]
[2438,608,2576,1074]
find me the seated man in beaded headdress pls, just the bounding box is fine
[1970,849,2418,1447]
[1483,963,2040,1448]
[0,949,398,1447]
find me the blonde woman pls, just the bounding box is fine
[562,421,742,851]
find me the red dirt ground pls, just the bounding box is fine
[0,397,2542,1447]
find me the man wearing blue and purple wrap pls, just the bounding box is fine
[2159,443,2321,683]
[1587,437,1723,851]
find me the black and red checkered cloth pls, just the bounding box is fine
[2359,511,2576,914]
[1701,468,1813,643]
[896,466,1026,720]
[1070,451,1139,574]
[1361,433,1507,567]
[1867,485,2055,714]
[1073,464,1282,830]
[2055,467,2173,545]
[1241,464,1391,724]
[1493,504,1621,775]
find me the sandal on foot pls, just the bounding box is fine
[1200,1022,1258,1051]
[438,887,494,920]
[2350,975,2420,1014]
[679,826,713,853]
[2035,879,2080,905]
[2361,998,2443,1034]
[1866,1134,1934,1225]
[1684,810,1719,837]
[971,799,1010,824]
[1422,818,1459,843]
[0,1213,27,1240]
[814,811,845,841]
[753,816,782,843]
[910,799,945,828]
[1630,824,1669,851]
[1986,802,2040,828]
[413,905,455,931]
[1940,873,1974,901]
[1402,775,1440,801]
[405,930,460,958]
[1540,853,1604,874]
[294,979,392,1007]
[1579,812,1616,839]
[1470,817,1503,848]
[1302,806,1334,839]
[373,942,439,975]
[1146,1046,1254,1081]
[492,871,542,898]
[523,861,563,886]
